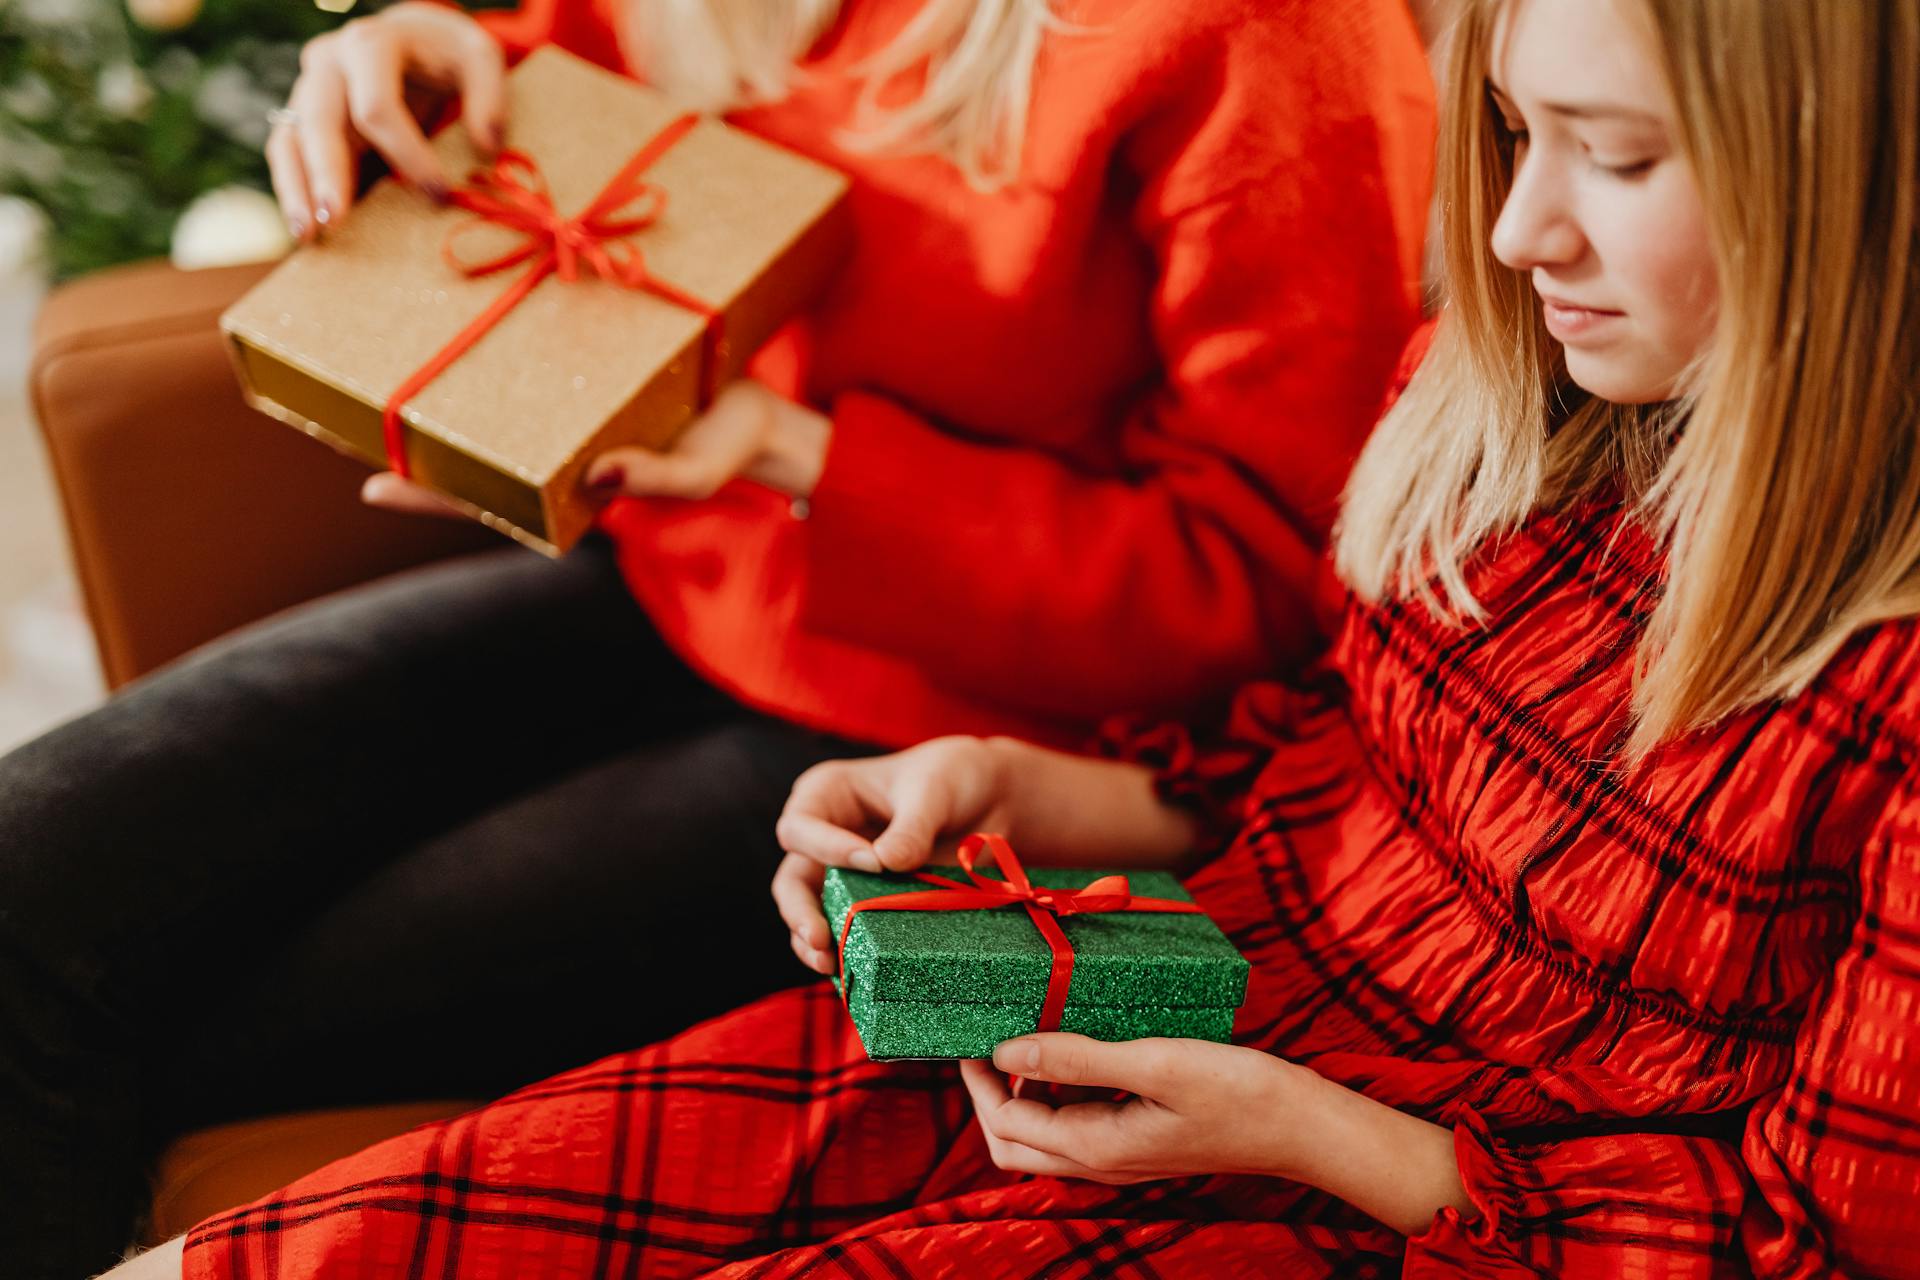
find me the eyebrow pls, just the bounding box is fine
[1486,81,1664,125]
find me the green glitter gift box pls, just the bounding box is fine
[822,843,1250,1060]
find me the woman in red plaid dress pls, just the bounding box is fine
[121,0,1920,1274]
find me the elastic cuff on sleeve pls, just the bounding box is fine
[1398,1109,1527,1264]
[1092,714,1251,859]
[1451,1108,1523,1244]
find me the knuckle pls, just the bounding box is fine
[1059,1047,1090,1083]
[1138,1044,1178,1091]
[933,734,983,761]
[913,769,952,809]
[337,16,387,50]
[457,22,501,61]
[985,1137,1030,1175]
[792,762,840,796]
[298,35,335,71]
[352,96,405,133]
[1081,1130,1124,1168]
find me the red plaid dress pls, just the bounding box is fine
[184,497,1920,1278]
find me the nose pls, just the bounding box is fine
[1490,147,1587,273]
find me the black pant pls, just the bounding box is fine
[0,540,876,1279]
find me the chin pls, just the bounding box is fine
[1563,349,1678,405]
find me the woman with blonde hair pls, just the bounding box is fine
[110,0,1920,1275]
[0,0,1434,1276]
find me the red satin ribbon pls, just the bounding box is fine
[836,833,1203,1038]
[379,113,724,479]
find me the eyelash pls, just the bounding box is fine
[1593,157,1654,179]
[1505,127,1654,180]
[1586,154,1654,180]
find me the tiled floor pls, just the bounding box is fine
[0,281,106,757]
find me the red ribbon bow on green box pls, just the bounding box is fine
[835,833,1204,1036]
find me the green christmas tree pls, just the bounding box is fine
[0,0,509,281]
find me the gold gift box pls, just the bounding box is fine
[221,45,850,556]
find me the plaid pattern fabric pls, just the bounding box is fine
[186,496,1920,1278]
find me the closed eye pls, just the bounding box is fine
[1590,155,1655,180]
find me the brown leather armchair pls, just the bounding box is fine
[28,257,498,1241]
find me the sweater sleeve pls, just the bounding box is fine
[797,5,1435,722]
[1402,1111,1752,1278]
[468,0,626,72]
[1402,769,1920,1279]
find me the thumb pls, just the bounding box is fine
[870,801,940,872]
[993,1034,1172,1095]
[868,763,961,871]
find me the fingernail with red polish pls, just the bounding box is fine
[587,466,625,492]
[424,181,451,206]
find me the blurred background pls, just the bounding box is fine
[1,0,1447,756]
[0,0,372,751]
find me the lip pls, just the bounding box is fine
[1538,293,1625,342]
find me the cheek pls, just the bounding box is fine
[1610,174,1720,354]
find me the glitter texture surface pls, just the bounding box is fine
[824,865,1250,1060]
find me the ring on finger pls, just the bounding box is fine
[266,105,301,130]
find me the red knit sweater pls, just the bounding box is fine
[476,0,1436,748]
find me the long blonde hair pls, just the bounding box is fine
[624,0,1061,188]
[1336,0,1920,757]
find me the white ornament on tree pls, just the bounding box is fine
[1,74,58,125]
[16,0,90,29]
[0,197,52,287]
[97,63,156,120]
[170,186,294,271]
[126,0,202,32]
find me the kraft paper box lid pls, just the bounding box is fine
[220,44,850,556]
